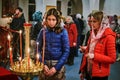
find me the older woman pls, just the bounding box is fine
[64,16,78,65]
[80,11,116,80]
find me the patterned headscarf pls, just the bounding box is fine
[87,11,110,75]
[89,11,110,54]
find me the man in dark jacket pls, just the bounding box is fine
[10,7,25,60]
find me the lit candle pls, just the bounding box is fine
[28,48,30,68]
[7,34,11,48]
[42,29,45,64]
[19,57,22,69]
[36,42,39,54]
[9,47,13,66]
[36,42,39,64]
[19,30,22,59]
[36,53,39,64]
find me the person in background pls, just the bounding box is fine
[75,13,84,56]
[10,7,25,60]
[37,8,69,80]
[111,15,120,61]
[81,15,87,45]
[64,16,78,66]
[59,11,65,28]
[31,11,43,41]
[30,11,43,58]
[80,13,92,53]
[80,11,116,80]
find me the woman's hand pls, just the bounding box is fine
[80,73,85,80]
[85,53,94,59]
[80,46,87,53]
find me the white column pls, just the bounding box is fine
[19,0,28,21]
[61,0,69,17]
[0,0,2,18]
[89,0,100,12]
[82,0,90,19]
[103,0,120,16]
[36,0,45,14]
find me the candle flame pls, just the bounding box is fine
[10,47,12,51]
[36,53,39,59]
[19,30,22,34]
[7,35,10,40]
[19,57,22,61]
[37,42,39,45]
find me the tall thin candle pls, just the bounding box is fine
[19,30,22,59]
[9,47,13,66]
[36,42,39,64]
[36,42,39,54]
[28,48,30,68]
[36,53,39,64]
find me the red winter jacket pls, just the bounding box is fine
[64,23,78,47]
[80,28,116,77]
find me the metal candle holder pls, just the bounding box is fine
[10,22,43,80]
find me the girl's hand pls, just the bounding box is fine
[43,65,49,75]
[47,67,56,76]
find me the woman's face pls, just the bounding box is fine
[65,17,71,24]
[46,15,57,28]
[87,17,92,28]
[15,9,20,15]
[91,16,101,31]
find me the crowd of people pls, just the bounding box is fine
[0,7,120,80]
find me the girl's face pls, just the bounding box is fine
[46,15,57,28]
[91,16,101,31]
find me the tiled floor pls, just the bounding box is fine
[65,52,83,80]
[65,52,120,80]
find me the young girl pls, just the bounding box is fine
[64,16,78,65]
[37,8,69,80]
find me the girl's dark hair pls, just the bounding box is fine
[46,8,63,33]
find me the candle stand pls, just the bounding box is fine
[10,23,43,80]
[10,57,43,80]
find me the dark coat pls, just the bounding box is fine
[10,14,25,31]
